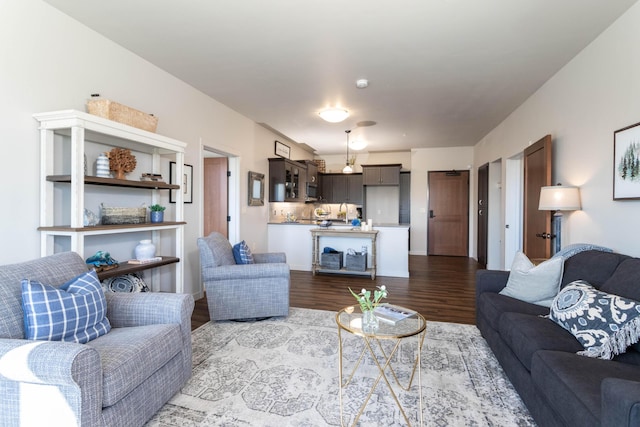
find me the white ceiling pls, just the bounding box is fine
[45,0,637,154]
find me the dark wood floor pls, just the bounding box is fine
[191,255,480,330]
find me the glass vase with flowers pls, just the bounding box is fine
[349,285,388,333]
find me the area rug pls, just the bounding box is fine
[145,308,536,426]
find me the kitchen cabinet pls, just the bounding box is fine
[400,172,411,224]
[319,173,363,204]
[303,160,318,185]
[269,158,306,202]
[34,110,186,292]
[362,164,401,186]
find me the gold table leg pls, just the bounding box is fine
[338,328,426,426]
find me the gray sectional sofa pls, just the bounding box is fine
[476,249,640,427]
[0,252,194,426]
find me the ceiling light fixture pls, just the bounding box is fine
[318,107,349,123]
[356,79,369,89]
[349,139,367,150]
[343,130,353,174]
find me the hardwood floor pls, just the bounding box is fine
[191,255,481,330]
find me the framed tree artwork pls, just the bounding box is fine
[614,121,640,200]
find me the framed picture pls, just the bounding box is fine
[614,121,640,200]
[169,162,193,203]
[248,171,264,206]
[274,140,290,159]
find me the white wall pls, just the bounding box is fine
[409,147,475,255]
[0,0,295,295]
[474,1,640,258]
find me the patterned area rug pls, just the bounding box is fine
[146,308,536,426]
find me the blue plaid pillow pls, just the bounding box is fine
[22,270,111,343]
[232,240,254,264]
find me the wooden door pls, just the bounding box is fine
[477,163,489,267]
[523,135,552,259]
[204,157,229,238]
[428,170,469,256]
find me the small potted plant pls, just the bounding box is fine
[149,204,166,223]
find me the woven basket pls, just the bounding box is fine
[315,159,326,173]
[87,99,158,133]
[101,205,146,225]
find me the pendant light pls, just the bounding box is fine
[343,130,353,174]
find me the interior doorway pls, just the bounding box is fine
[204,157,228,238]
[477,163,489,267]
[201,146,239,245]
[504,156,523,269]
[427,170,470,256]
[523,135,552,259]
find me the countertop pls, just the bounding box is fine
[268,220,410,228]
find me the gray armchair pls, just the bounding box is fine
[0,251,194,427]
[197,232,290,321]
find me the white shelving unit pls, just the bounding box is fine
[34,110,187,293]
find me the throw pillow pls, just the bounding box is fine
[22,270,111,343]
[232,240,254,264]
[549,280,640,360]
[499,251,564,307]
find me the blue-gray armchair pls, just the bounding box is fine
[0,252,194,427]
[197,232,290,321]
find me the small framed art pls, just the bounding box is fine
[170,162,193,203]
[613,121,640,200]
[274,140,290,159]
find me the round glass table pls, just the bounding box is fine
[335,306,427,426]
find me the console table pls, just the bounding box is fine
[310,228,378,279]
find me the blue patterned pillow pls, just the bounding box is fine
[22,270,111,343]
[232,240,254,264]
[549,280,640,359]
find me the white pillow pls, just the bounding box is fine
[499,251,564,307]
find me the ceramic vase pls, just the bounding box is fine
[96,153,111,178]
[150,211,164,223]
[362,310,379,333]
[134,239,156,260]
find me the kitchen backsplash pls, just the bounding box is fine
[269,202,360,223]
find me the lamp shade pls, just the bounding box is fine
[318,108,349,123]
[538,185,581,211]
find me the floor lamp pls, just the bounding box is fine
[538,185,581,254]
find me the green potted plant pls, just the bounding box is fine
[149,204,166,223]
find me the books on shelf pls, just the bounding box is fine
[374,304,417,325]
[128,257,162,264]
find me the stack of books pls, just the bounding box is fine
[373,304,418,325]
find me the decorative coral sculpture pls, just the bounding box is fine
[109,147,137,180]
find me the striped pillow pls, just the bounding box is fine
[21,270,111,343]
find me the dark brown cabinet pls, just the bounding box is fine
[269,158,306,202]
[319,173,363,204]
[362,164,401,186]
[399,172,411,224]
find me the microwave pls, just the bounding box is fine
[305,182,318,202]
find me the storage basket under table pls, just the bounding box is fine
[345,252,367,271]
[321,251,343,270]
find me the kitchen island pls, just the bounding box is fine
[267,222,409,278]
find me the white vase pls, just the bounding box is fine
[134,239,156,260]
[96,153,111,178]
